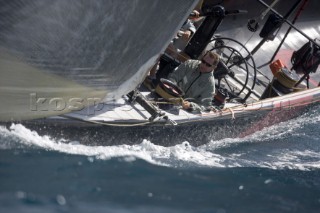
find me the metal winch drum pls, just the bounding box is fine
[155,78,185,104]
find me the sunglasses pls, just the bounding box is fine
[201,59,213,67]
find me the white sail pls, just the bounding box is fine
[0,0,198,121]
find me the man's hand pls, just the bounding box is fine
[182,100,191,110]
[176,30,192,43]
[189,10,200,20]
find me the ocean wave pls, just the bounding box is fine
[1,106,320,171]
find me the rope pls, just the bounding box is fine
[225,107,235,119]
[60,115,153,127]
[179,106,192,120]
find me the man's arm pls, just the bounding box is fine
[167,62,187,85]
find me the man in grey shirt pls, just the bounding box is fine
[168,51,219,111]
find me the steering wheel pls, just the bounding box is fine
[209,37,257,102]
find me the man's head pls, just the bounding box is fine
[199,51,219,73]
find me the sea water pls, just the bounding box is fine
[1,107,320,213]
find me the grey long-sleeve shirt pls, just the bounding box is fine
[168,60,215,111]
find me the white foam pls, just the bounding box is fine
[0,125,20,149]
[0,124,225,167]
[272,150,320,170]
[1,108,320,171]
[3,124,165,166]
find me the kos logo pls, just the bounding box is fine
[29,93,104,115]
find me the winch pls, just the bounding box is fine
[261,59,306,99]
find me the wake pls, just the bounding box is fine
[1,107,320,170]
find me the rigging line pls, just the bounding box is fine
[179,107,192,120]
[82,120,152,127]
[242,32,257,49]
[232,21,259,51]
[256,0,318,47]
[149,100,178,105]
[60,114,153,127]
[258,0,309,68]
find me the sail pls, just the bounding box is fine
[0,0,198,121]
